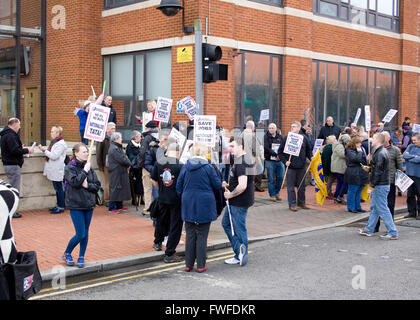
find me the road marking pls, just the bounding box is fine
[338,249,348,253]
[358,253,368,256]
[404,259,413,262]
[31,251,252,300]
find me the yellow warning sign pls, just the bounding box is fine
[177,46,193,63]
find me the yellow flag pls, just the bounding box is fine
[361,184,373,202]
[309,150,328,206]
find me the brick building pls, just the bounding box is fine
[1,0,420,144]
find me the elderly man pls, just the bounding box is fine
[264,123,285,201]
[317,116,341,140]
[102,95,117,124]
[96,122,116,204]
[0,118,34,218]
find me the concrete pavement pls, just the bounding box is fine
[12,186,408,282]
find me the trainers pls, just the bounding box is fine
[153,243,162,251]
[109,210,120,214]
[275,194,282,201]
[359,229,374,237]
[238,244,247,266]
[162,236,168,246]
[380,234,399,240]
[61,253,75,266]
[269,196,277,202]
[164,254,184,263]
[120,207,129,212]
[224,257,240,265]
[77,257,85,268]
[50,207,64,214]
[196,266,208,273]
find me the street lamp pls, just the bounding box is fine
[157,0,194,34]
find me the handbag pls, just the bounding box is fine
[0,251,42,300]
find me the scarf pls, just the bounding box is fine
[131,140,141,148]
[46,136,64,161]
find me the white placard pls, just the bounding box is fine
[283,132,304,157]
[194,115,217,147]
[312,139,324,156]
[412,124,420,133]
[180,96,198,120]
[180,140,194,164]
[270,143,280,161]
[353,108,361,125]
[364,105,371,132]
[154,97,173,123]
[83,104,111,142]
[395,169,414,193]
[259,109,269,121]
[142,112,154,132]
[169,127,186,149]
[382,109,398,123]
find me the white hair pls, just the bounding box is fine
[107,122,116,129]
[111,132,122,142]
[246,121,255,129]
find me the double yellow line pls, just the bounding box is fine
[31,250,251,300]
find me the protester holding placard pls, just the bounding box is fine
[374,131,403,231]
[403,132,420,219]
[359,133,399,240]
[264,123,285,202]
[282,121,312,212]
[77,101,90,145]
[101,95,117,125]
[135,99,160,129]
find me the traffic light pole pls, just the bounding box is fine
[194,19,203,115]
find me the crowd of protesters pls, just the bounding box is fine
[1,94,419,272]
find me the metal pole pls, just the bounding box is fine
[194,19,203,115]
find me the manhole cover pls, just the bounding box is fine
[396,219,420,228]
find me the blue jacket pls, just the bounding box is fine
[403,144,420,178]
[176,157,222,224]
[77,109,88,130]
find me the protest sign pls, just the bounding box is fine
[283,132,304,157]
[154,97,173,123]
[194,115,217,147]
[180,96,198,120]
[83,104,111,142]
[180,140,194,164]
[364,105,371,132]
[259,109,269,121]
[142,112,154,132]
[382,109,398,123]
[169,127,186,149]
[395,169,414,193]
[176,101,185,113]
[270,143,280,161]
[312,139,324,156]
[413,124,420,133]
[353,108,361,125]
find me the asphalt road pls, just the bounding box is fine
[34,223,420,300]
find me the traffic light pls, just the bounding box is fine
[202,43,228,83]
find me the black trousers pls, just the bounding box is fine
[185,222,211,269]
[407,176,420,217]
[286,167,306,207]
[375,184,396,232]
[154,203,183,257]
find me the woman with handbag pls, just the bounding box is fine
[176,143,222,273]
[62,143,101,268]
[38,126,68,214]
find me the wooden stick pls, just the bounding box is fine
[297,159,313,191]
[87,139,94,164]
[280,155,292,190]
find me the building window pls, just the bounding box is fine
[104,0,148,10]
[103,48,172,140]
[312,61,398,132]
[234,51,282,129]
[314,0,400,32]
[247,0,283,6]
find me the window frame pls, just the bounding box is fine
[314,0,400,33]
[104,0,147,10]
[246,0,283,7]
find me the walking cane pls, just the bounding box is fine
[280,155,292,190]
[225,200,235,237]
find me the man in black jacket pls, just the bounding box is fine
[102,95,117,125]
[283,121,312,211]
[264,123,284,201]
[0,118,34,218]
[359,133,398,240]
[317,116,341,140]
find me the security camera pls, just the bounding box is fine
[157,0,183,17]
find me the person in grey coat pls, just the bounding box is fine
[108,132,132,213]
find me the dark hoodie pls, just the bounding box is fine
[0,127,29,167]
[317,122,341,140]
[176,157,222,223]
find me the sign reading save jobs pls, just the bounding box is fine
[194,115,217,147]
[84,104,111,142]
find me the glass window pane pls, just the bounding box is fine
[103,57,110,95]
[318,62,326,126]
[368,0,376,10]
[320,1,338,17]
[234,54,242,127]
[350,9,366,25]
[339,65,348,127]
[377,0,393,15]
[377,15,392,29]
[146,49,171,101]
[375,69,395,124]
[0,36,17,129]
[21,0,41,29]
[135,55,144,99]
[340,6,348,20]
[349,66,367,128]
[111,55,133,97]
[368,13,375,26]
[243,52,270,126]
[326,63,339,124]
[341,0,349,3]
[368,69,375,119]
[351,0,367,9]
[0,0,16,27]
[312,61,319,128]
[272,57,280,127]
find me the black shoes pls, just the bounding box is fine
[153,243,162,251]
[13,212,22,218]
[164,254,184,263]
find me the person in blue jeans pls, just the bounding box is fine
[359,133,398,240]
[344,136,368,213]
[62,143,101,268]
[263,123,285,201]
[222,136,255,266]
